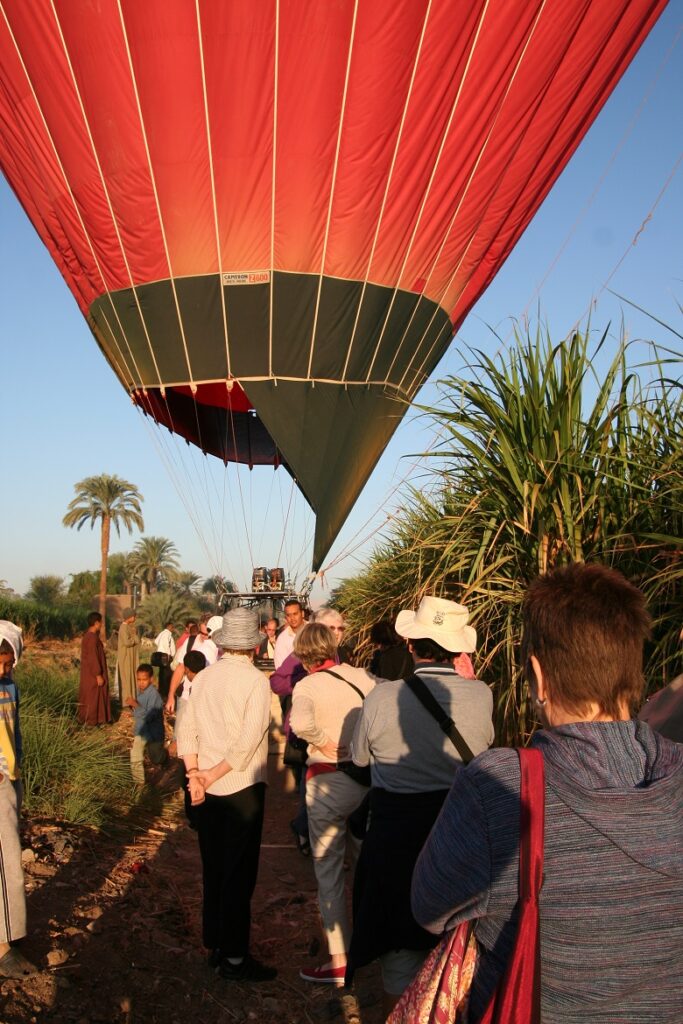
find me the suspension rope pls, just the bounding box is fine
[276,475,297,572]
[320,408,447,574]
[517,23,682,328]
[288,505,316,583]
[135,407,225,580]
[320,141,683,579]
[256,466,278,560]
[218,390,244,584]
[582,151,683,322]
[227,400,255,571]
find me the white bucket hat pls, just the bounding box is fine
[395,596,476,654]
[210,608,261,650]
[0,620,23,664]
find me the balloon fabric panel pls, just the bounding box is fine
[0,0,668,569]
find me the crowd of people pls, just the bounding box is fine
[0,563,681,1022]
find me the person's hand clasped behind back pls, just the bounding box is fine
[187,773,206,805]
[314,737,345,761]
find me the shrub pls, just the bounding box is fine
[17,665,135,825]
[0,595,89,640]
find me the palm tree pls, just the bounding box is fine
[136,590,195,637]
[173,570,202,597]
[201,574,239,611]
[107,552,137,596]
[129,536,180,597]
[63,475,144,634]
[67,570,99,604]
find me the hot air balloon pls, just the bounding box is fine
[0,0,666,571]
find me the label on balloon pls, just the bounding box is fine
[222,271,271,286]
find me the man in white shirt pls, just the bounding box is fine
[155,622,176,659]
[177,608,276,983]
[348,596,493,1013]
[165,622,219,713]
[273,600,305,668]
[154,621,176,700]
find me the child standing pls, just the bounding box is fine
[0,621,36,977]
[126,664,167,784]
[174,649,207,729]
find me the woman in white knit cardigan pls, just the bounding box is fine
[290,622,376,986]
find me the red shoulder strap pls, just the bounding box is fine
[518,747,545,902]
[478,747,545,1024]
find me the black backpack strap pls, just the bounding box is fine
[319,668,367,703]
[404,673,475,764]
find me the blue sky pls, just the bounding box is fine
[1,5,681,603]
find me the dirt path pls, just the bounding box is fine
[1,750,384,1024]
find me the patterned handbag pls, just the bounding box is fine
[387,919,478,1024]
[388,748,545,1024]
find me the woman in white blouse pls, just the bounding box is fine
[177,608,276,984]
[290,622,376,986]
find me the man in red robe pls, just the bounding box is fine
[79,612,111,726]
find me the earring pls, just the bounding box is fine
[534,697,547,707]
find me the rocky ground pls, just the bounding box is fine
[2,650,384,1024]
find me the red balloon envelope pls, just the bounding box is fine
[0,0,665,568]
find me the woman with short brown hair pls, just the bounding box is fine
[412,563,683,1024]
[290,622,377,986]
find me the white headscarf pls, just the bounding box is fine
[0,620,23,664]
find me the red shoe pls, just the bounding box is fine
[299,962,346,985]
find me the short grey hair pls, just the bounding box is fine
[314,607,344,628]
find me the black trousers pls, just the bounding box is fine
[157,661,173,700]
[196,783,266,957]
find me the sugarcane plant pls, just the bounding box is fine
[335,321,682,744]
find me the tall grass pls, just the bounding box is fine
[335,325,682,744]
[17,666,135,825]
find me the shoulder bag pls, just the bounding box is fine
[281,693,309,768]
[404,673,476,763]
[283,734,308,767]
[387,748,544,1024]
